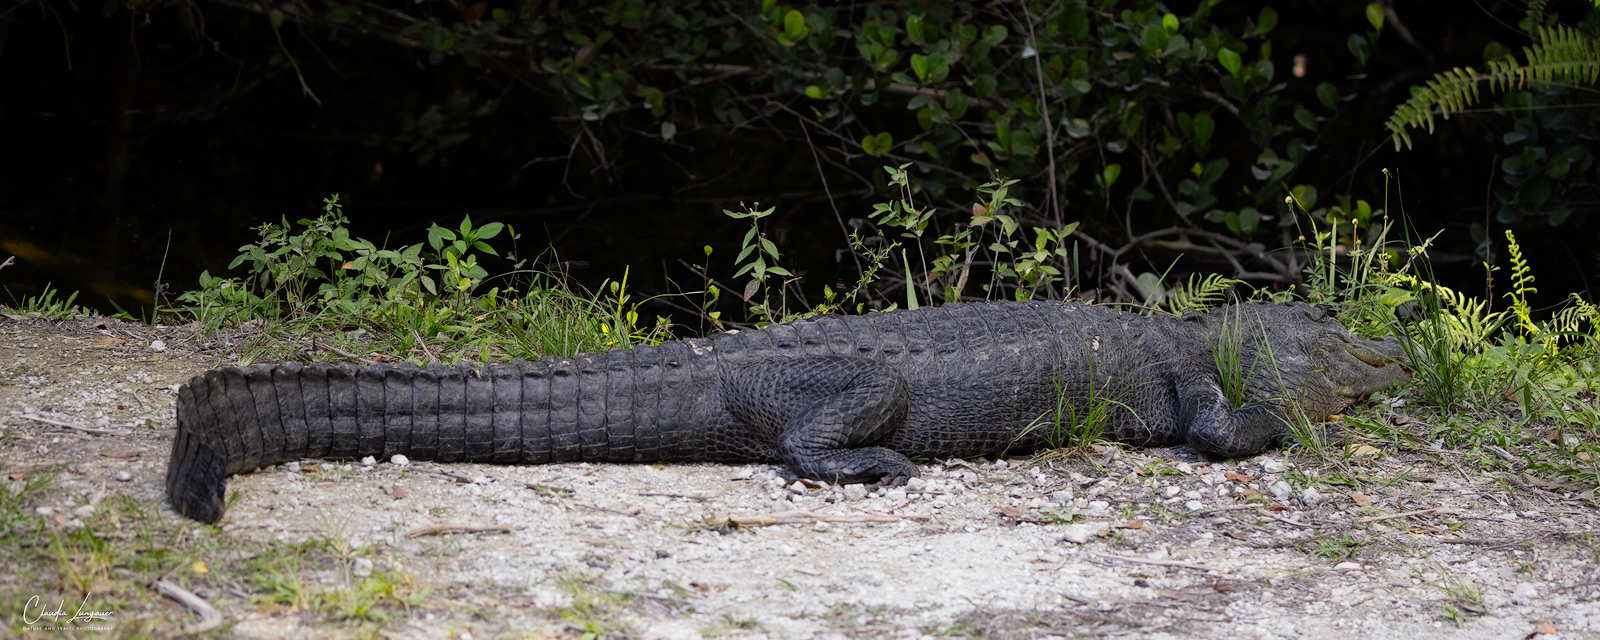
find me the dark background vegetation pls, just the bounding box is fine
[1,0,1596,327]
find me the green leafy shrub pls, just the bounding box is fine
[173,195,666,363]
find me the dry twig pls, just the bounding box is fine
[404,524,515,539]
[155,579,223,635]
[728,510,930,527]
[19,414,132,436]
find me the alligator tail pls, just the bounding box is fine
[167,348,690,524]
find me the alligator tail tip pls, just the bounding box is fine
[166,426,228,524]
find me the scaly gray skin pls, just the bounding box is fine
[166,300,1408,523]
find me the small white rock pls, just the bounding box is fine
[359,456,376,466]
[1335,562,1362,571]
[788,481,807,494]
[285,462,301,473]
[1300,487,1323,507]
[35,506,54,516]
[992,459,1009,470]
[72,505,96,518]
[113,470,133,482]
[1512,582,1538,605]
[1269,481,1294,500]
[1162,486,1181,499]
[1087,500,1110,511]
[352,558,374,578]
[1050,490,1074,505]
[1261,458,1285,473]
[884,489,908,502]
[843,484,868,500]
[390,454,410,466]
[148,340,166,352]
[1060,524,1095,544]
[1185,500,1206,512]
[905,477,927,491]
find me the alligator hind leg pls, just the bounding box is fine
[721,356,917,484]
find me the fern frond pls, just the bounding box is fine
[1505,230,1539,336]
[1389,273,1507,348]
[1167,274,1238,314]
[1385,25,1600,150]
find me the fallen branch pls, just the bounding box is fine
[1357,507,1448,524]
[155,579,223,635]
[19,414,132,436]
[728,510,930,527]
[1090,551,1220,572]
[404,524,515,539]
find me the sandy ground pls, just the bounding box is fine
[2,315,1598,639]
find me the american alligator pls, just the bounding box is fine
[166,300,1408,523]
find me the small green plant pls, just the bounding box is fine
[1210,304,1253,409]
[172,194,664,363]
[2,283,92,319]
[1020,354,1134,452]
[873,165,1078,304]
[553,573,635,639]
[723,202,797,326]
[1296,533,1368,560]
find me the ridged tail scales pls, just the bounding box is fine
[165,347,695,524]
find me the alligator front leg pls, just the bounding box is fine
[1177,381,1293,458]
[721,356,918,484]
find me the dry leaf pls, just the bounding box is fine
[1578,452,1592,461]
[95,337,124,346]
[1352,493,1372,507]
[1116,521,1144,530]
[998,506,1021,518]
[1225,472,1256,482]
[1095,528,1113,537]
[1535,624,1558,635]
[1264,504,1288,512]
[1240,488,1261,497]
[1349,444,1382,456]
[391,484,407,500]
[191,560,209,574]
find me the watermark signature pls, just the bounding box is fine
[20,593,114,631]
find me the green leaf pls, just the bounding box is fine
[1365,3,1384,31]
[491,8,511,25]
[1193,112,1215,151]
[1217,47,1242,77]
[477,222,504,240]
[1293,108,1317,132]
[1347,34,1370,65]
[1162,13,1179,34]
[804,85,827,99]
[945,89,969,120]
[783,9,809,44]
[1101,163,1122,188]
[972,73,998,98]
[1316,82,1339,110]
[1289,184,1319,211]
[910,54,929,83]
[1065,118,1091,139]
[1256,7,1278,35]
[861,132,894,156]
